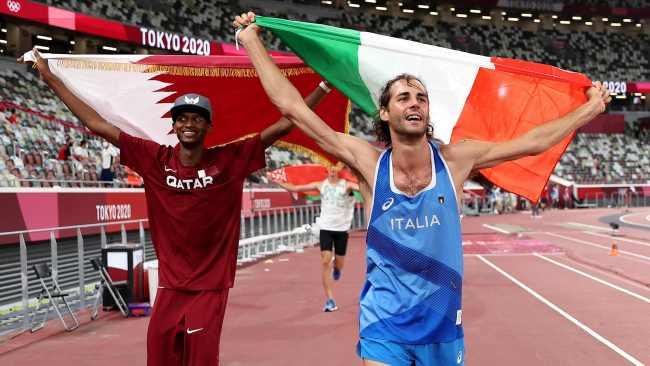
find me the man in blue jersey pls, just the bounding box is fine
[234,12,611,366]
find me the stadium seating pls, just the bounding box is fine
[34,0,649,82]
[1,0,648,187]
[554,132,650,184]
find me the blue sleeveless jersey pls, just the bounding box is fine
[360,142,463,344]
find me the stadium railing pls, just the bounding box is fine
[0,203,367,336]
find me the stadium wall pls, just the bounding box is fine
[0,188,306,244]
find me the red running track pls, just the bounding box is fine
[0,208,649,365]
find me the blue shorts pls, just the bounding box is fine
[357,337,465,366]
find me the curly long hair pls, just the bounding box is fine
[372,74,433,146]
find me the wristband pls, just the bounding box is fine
[318,81,332,93]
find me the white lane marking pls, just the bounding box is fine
[477,255,645,366]
[583,231,650,248]
[544,232,650,262]
[565,222,611,231]
[482,224,510,234]
[463,253,564,258]
[620,212,650,229]
[534,253,650,303]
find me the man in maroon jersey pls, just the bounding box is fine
[21,48,331,366]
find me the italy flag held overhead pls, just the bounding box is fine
[255,16,593,202]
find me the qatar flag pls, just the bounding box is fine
[20,51,350,163]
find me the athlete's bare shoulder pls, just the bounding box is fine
[338,133,381,186]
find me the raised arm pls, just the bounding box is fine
[346,181,360,194]
[18,48,121,146]
[277,181,321,193]
[260,82,330,148]
[443,83,611,184]
[234,13,379,184]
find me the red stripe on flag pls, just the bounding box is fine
[491,57,592,87]
[452,61,589,202]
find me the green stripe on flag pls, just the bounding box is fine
[256,16,377,115]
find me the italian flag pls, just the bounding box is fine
[256,16,592,202]
[20,51,350,162]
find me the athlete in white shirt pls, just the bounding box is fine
[279,164,359,312]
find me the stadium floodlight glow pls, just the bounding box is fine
[585,21,593,25]
[70,40,75,45]
[623,18,632,23]
[551,15,558,19]
[602,17,609,21]
[534,19,541,23]
[36,35,52,41]
[572,16,582,20]
[450,7,455,11]
[611,22,622,27]
[501,11,506,15]
[418,4,430,9]
[615,95,626,99]
[560,20,571,24]
[470,9,481,14]
[521,13,532,17]
[365,0,376,2]
[376,6,387,10]
[1,28,6,33]
[0,40,7,44]
[636,23,642,27]
[456,13,468,18]
[634,92,642,96]
[348,2,360,7]
[482,15,492,20]
[641,96,647,99]
[34,45,49,51]
[321,0,332,4]
[402,8,414,13]
[507,17,519,22]
[102,45,118,52]
[430,11,439,15]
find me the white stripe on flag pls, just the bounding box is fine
[358,32,494,143]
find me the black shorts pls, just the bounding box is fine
[319,229,349,256]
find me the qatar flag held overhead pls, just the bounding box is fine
[20,51,350,163]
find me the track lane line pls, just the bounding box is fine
[543,232,650,262]
[620,212,650,229]
[533,253,650,303]
[565,222,610,231]
[477,255,645,366]
[482,224,511,234]
[583,231,650,248]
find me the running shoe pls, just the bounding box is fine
[323,298,338,312]
[332,267,341,281]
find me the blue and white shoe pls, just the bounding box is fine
[332,267,341,281]
[323,298,338,312]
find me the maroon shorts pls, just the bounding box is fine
[147,288,229,366]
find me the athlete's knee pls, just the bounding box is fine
[321,252,333,266]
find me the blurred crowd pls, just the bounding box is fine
[1,0,648,188]
[36,0,650,83]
